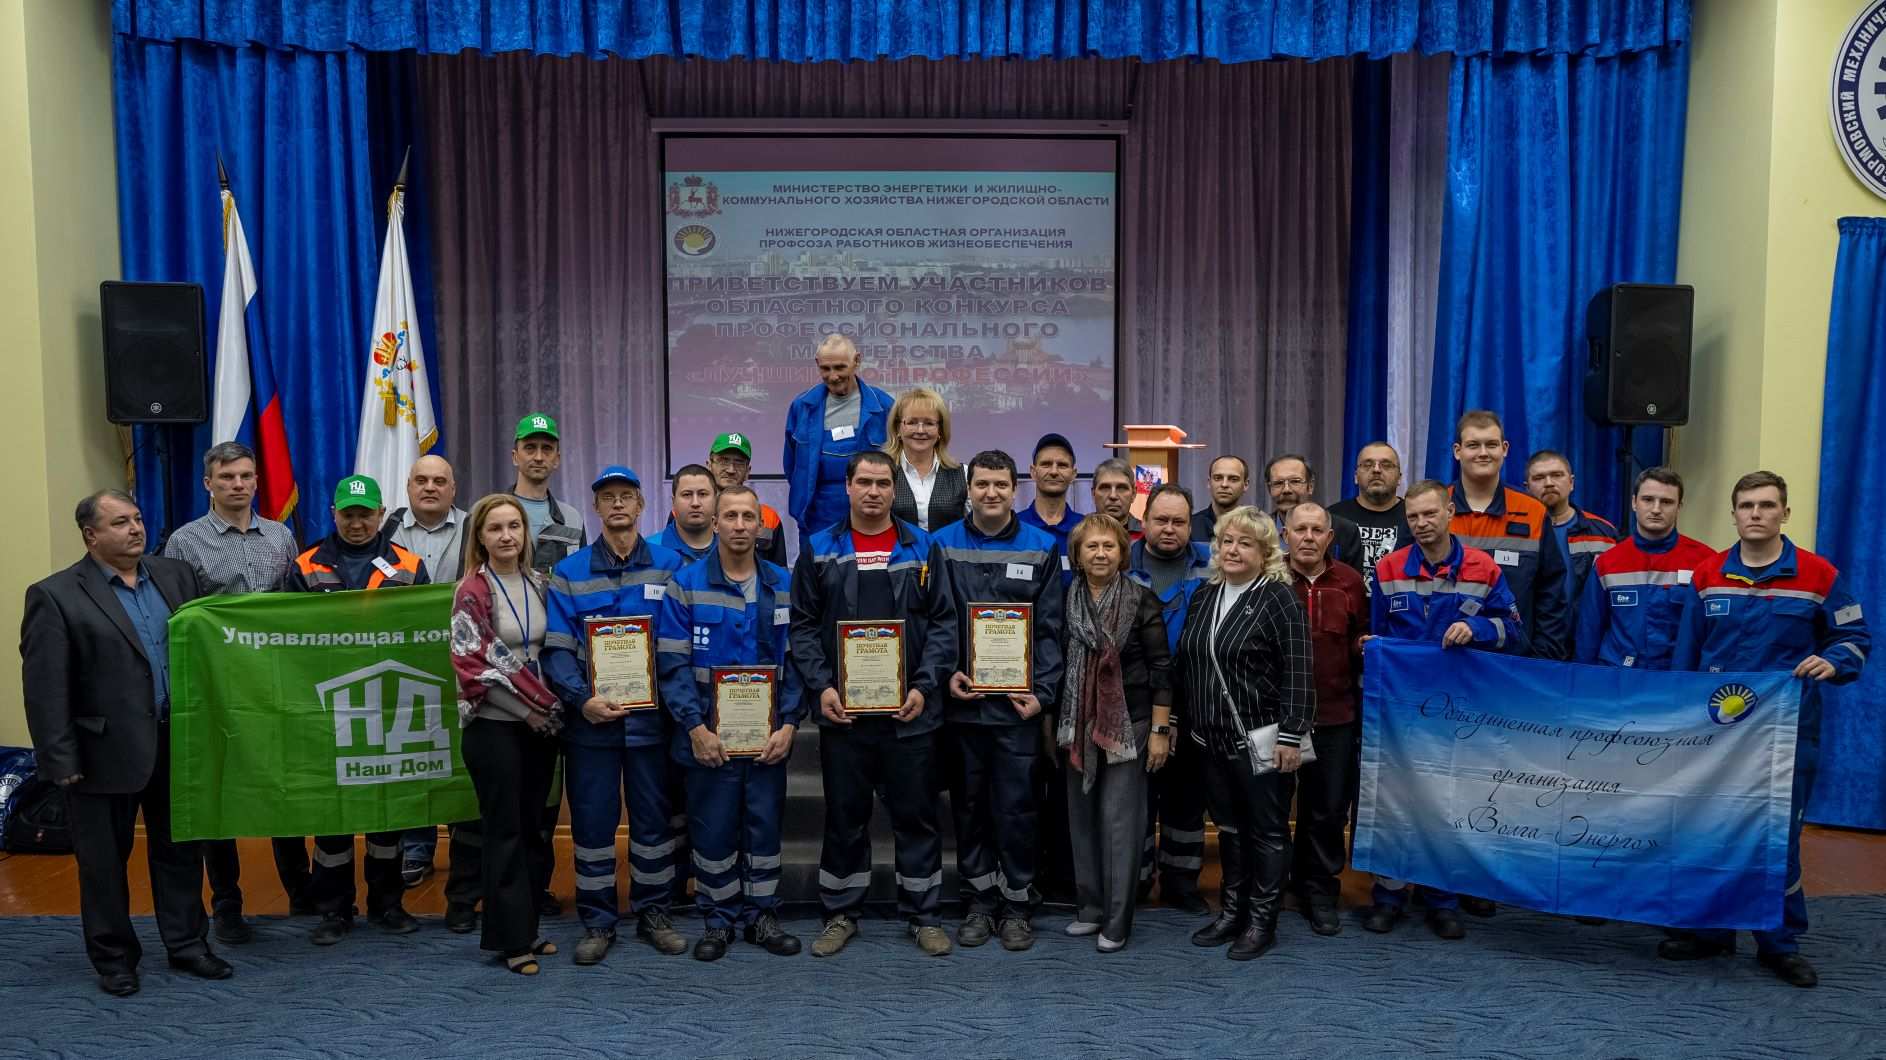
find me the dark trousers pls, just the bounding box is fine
[64,729,209,974]
[203,837,314,915]
[309,830,404,918]
[567,742,686,928]
[1034,737,1076,900]
[444,811,556,910]
[949,721,1040,918]
[1203,748,1295,927]
[1065,738,1149,942]
[685,757,789,930]
[1142,756,1208,896]
[1291,721,1358,901]
[818,721,943,924]
[461,718,558,954]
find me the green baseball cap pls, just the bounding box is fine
[515,412,559,441]
[710,431,752,458]
[333,475,382,510]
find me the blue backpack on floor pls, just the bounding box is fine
[0,747,70,854]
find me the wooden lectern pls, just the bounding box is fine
[1103,425,1205,521]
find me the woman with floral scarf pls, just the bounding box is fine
[450,494,565,974]
[1056,513,1173,951]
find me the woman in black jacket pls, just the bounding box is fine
[885,387,967,532]
[1056,513,1172,951]
[1170,505,1313,961]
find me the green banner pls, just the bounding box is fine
[169,584,480,840]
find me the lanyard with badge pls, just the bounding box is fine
[491,569,540,675]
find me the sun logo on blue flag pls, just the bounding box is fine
[1707,684,1758,725]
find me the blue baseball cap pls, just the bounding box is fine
[591,465,642,491]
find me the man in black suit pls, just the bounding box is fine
[20,489,232,997]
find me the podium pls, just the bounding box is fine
[1103,424,1205,520]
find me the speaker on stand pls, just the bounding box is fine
[100,281,208,541]
[1584,282,1695,523]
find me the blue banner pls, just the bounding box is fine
[1354,640,1799,930]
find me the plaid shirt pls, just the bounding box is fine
[162,509,298,595]
[1171,575,1315,758]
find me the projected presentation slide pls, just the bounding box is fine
[663,136,1118,476]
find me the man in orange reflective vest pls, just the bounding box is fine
[287,475,431,946]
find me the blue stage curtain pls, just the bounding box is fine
[112,38,411,543]
[1340,58,1392,498]
[1424,46,1687,525]
[1808,217,1886,830]
[113,0,1688,61]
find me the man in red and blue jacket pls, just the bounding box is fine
[1575,467,1716,669]
[1364,480,1527,941]
[1663,471,1869,989]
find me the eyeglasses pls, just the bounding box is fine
[1268,477,1308,489]
[1357,460,1398,471]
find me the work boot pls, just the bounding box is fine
[1459,896,1497,918]
[1426,908,1466,940]
[1305,895,1342,937]
[310,912,353,946]
[573,928,615,965]
[910,923,952,956]
[744,912,802,956]
[997,916,1035,952]
[693,927,732,962]
[213,909,254,945]
[636,910,688,955]
[957,911,995,948]
[1362,903,1400,934]
[1757,952,1818,988]
[810,915,858,958]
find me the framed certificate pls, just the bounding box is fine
[585,616,657,711]
[711,666,777,758]
[967,602,1033,693]
[838,620,905,713]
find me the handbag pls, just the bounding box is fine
[1206,581,1317,776]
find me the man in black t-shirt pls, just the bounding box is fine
[1329,441,1412,596]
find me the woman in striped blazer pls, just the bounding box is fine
[1169,505,1314,962]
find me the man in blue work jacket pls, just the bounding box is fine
[931,449,1066,953]
[784,333,894,550]
[1665,470,1869,989]
[1126,483,1214,914]
[543,465,689,966]
[656,485,805,962]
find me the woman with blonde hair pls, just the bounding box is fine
[1168,505,1313,961]
[1056,513,1172,951]
[449,493,564,974]
[884,387,967,531]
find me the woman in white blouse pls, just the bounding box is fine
[885,387,968,532]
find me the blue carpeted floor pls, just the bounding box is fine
[2,899,1882,1059]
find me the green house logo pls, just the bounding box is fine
[314,660,452,785]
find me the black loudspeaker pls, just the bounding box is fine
[100,281,208,424]
[1583,283,1694,426]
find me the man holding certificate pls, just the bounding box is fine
[656,486,806,962]
[790,451,960,958]
[929,450,1066,953]
[543,466,690,966]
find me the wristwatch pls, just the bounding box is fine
[1150,722,1173,736]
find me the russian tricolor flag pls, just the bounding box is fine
[211,183,297,522]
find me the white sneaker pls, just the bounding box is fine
[1097,935,1126,953]
[1065,921,1101,937]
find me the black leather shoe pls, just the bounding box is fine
[373,905,420,935]
[1657,935,1736,961]
[1757,952,1819,988]
[957,911,995,948]
[693,927,732,962]
[444,902,477,933]
[1227,922,1278,961]
[1459,896,1497,918]
[1191,913,1244,947]
[1166,889,1211,917]
[744,912,802,956]
[213,910,254,945]
[310,912,353,946]
[1427,908,1467,940]
[1362,903,1400,934]
[168,953,234,980]
[97,971,140,997]
[1306,897,1342,937]
[997,916,1035,952]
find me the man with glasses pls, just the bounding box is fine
[1329,441,1411,596]
[706,432,787,567]
[1263,455,1364,571]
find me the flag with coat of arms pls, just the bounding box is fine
[211,170,298,520]
[354,155,437,496]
